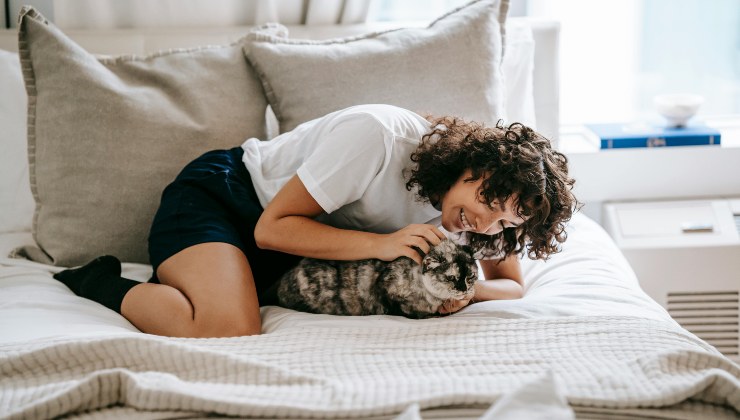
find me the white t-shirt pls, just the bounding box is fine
[241,104,441,234]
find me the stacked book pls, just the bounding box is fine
[585,122,721,149]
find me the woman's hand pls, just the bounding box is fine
[373,224,446,265]
[437,292,474,315]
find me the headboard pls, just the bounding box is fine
[0,17,560,141]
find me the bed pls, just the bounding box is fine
[1,1,738,418]
[2,214,739,419]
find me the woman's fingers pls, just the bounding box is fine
[403,247,423,265]
[431,225,447,240]
[416,229,443,248]
[437,297,471,314]
[438,300,453,314]
[406,224,447,261]
[408,236,431,255]
[377,224,449,263]
[410,224,446,243]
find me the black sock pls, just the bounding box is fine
[53,255,139,313]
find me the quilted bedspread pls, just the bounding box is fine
[2,312,739,419]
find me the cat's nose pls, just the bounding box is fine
[454,278,469,292]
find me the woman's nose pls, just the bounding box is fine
[476,216,500,235]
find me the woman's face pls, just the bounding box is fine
[440,169,526,235]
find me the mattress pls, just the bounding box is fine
[1,213,738,419]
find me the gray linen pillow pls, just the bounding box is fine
[16,7,268,266]
[244,0,509,134]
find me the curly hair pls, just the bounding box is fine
[406,116,581,261]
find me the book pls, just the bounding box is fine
[585,122,721,149]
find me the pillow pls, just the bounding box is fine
[244,0,510,134]
[0,50,34,234]
[16,7,269,266]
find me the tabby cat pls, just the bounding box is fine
[277,239,478,318]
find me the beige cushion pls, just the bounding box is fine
[244,0,509,134]
[16,7,268,266]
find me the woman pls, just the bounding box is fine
[54,104,578,338]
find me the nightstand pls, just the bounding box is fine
[603,198,740,360]
[558,115,740,226]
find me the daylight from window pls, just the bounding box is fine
[370,0,740,125]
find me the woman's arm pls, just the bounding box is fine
[438,252,524,314]
[254,175,444,264]
[474,255,525,301]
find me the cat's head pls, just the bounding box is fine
[420,240,478,300]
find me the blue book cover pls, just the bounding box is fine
[585,123,721,149]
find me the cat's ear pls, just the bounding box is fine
[422,254,441,270]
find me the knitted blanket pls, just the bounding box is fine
[2,315,738,419]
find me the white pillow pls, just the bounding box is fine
[262,19,537,139]
[245,0,510,134]
[0,49,34,234]
[16,7,269,266]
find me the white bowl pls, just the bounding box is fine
[653,94,704,127]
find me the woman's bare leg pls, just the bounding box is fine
[120,242,261,338]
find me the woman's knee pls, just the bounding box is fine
[153,243,264,338]
[191,311,262,338]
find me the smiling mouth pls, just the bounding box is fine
[460,209,475,231]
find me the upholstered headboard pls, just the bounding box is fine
[0,17,559,140]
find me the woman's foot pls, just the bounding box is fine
[53,255,138,312]
[53,255,122,294]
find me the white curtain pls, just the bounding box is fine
[9,0,371,29]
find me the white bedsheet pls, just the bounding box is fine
[1,213,738,419]
[0,213,670,343]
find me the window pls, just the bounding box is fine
[368,0,470,22]
[370,0,740,125]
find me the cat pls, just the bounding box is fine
[276,239,478,318]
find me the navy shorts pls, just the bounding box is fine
[147,147,302,304]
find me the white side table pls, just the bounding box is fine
[603,197,740,361]
[557,115,740,226]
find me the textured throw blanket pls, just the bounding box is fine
[1,315,739,419]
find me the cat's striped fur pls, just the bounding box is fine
[277,240,477,318]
